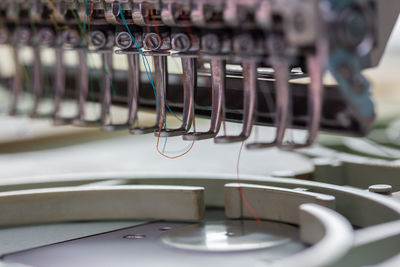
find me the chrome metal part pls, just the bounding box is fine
[183,58,224,141]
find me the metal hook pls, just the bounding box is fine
[246,57,290,149]
[30,27,57,119]
[73,48,102,127]
[113,31,143,131]
[53,29,81,125]
[183,58,224,141]
[9,47,22,116]
[53,47,67,124]
[9,27,30,116]
[127,53,140,126]
[100,50,113,129]
[101,51,141,131]
[214,59,257,143]
[156,55,196,137]
[53,45,76,125]
[130,53,167,135]
[30,46,44,118]
[279,41,326,149]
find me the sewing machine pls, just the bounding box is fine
[0,1,399,266]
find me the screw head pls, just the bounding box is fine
[123,234,146,239]
[202,34,221,54]
[62,30,81,47]
[144,33,162,51]
[116,32,133,49]
[38,28,55,47]
[90,30,107,49]
[172,33,191,52]
[234,34,254,54]
[14,28,31,45]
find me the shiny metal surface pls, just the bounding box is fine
[162,220,298,252]
[2,221,306,267]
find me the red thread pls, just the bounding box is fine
[237,141,261,224]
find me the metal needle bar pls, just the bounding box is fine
[280,42,325,149]
[130,54,166,135]
[30,46,44,118]
[214,59,257,143]
[127,54,140,126]
[246,57,290,149]
[9,47,22,116]
[73,48,101,127]
[53,47,76,125]
[100,51,113,129]
[183,59,226,141]
[53,47,65,123]
[102,52,141,131]
[183,58,225,141]
[155,56,196,137]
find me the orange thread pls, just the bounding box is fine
[143,9,196,159]
[46,0,70,31]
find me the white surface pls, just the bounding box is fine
[0,185,204,226]
[224,183,335,224]
[256,203,353,267]
[0,221,143,255]
[0,121,314,180]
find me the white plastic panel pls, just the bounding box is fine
[256,203,353,267]
[224,183,335,224]
[0,185,205,226]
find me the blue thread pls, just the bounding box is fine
[118,3,182,123]
[83,0,88,33]
[118,3,168,150]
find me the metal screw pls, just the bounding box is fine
[268,37,285,55]
[38,28,55,47]
[90,30,107,49]
[63,30,81,47]
[116,32,132,49]
[144,33,162,51]
[172,33,191,52]
[234,34,253,54]
[123,234,146,239]
[369,184,392,195]
[14,28,31,45]
[202,34,221,54]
